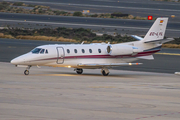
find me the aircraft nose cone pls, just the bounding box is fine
[11,57,24,65]
[10,58,19,65]
[11,53,30,65]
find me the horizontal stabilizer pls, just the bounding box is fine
[78,63,142,67]
[131,35,143,41]
[137,55,154,60]
[144,38,174,44]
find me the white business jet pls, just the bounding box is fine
[11,17,173,76]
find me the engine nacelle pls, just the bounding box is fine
[106,44,143,56]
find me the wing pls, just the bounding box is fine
[137,55,154,60]
[77,63,142,68]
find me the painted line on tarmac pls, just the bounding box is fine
[93,0,179,6]
[155,53,180,56]
[135,112,180,119]
[33,74,78,76]
[0,19,180,32]
[0,18,148,30]
[6,0,180,12]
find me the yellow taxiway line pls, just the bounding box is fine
[155,53,180,56]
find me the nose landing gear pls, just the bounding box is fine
[24,66,31,75]
[24,70,29,75]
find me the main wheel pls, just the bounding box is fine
[102,70,109,76]
[24,70,29,75]
[76,69,83,74]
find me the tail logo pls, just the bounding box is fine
[160,20,164,23]
[149,32,163,37]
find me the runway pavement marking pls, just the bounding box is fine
[93,0,179,6]
[155,53,180,56]
[8,46,16,48]
[6,0,180,12]
[0,19,148,30]
[89,86,116,89]
[0,19,180,32]
[135,112,180,119]
[32,74,78,76]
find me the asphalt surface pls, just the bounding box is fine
[0,12,180,37]
[1,62,180,120]
[4,0,180,21]
[1,38,180,74]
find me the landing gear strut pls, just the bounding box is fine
[74,68,83,74]
[101,68,109,76]
[24,66,31,75]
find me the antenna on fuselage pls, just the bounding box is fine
[81,41,84,45]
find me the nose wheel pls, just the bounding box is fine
[24,66,31,75]
[24,70,29,75]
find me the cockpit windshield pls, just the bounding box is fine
[31,48,49,54]
[31,48,42,54]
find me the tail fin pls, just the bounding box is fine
[142,17,168,43]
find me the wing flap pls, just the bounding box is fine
[78,63,142,67]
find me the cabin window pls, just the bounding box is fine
[98,49,101,53]
[45,49,48,54]
[40,49,45,54]
[74,49,77,53]
[67,49,70,53]
[82,49,85,53]
[89,49,92,53]
[31,48,42,54]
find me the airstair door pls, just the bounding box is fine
[57,47,64,64]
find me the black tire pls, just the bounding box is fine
[102,70,109,76]
[76,69,83,74]
[24,70,29,75]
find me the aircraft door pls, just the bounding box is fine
[57,47,64,64]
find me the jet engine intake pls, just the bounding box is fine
[106,44,143,56]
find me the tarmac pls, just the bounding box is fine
[0,62,180,120]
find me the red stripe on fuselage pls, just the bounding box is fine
[32,49,160,62]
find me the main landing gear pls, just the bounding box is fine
[24,66,31,75]
[74,68,110,76]
[101,68,109,76]
[74,68,83,74]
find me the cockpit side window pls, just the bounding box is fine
[45,49,48,54]
[31,48,42,54]
[40,49,45,54]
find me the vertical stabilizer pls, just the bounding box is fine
[142,17,168,43]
